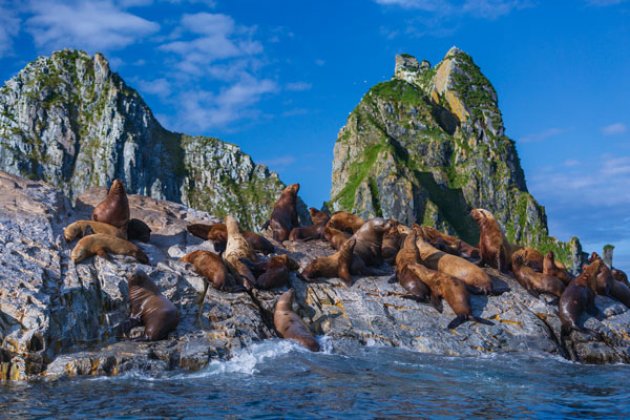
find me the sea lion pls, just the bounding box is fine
[180,250,233,291]
[71,233,149,264]
[394,231,431,303]
[406,263,494,329]
[289,208,330,242]
[470,208,510,272]
[124,270,179,341]
[587,252,615,296]
[127,218,151,243]
[251,255,298,290]
[543,251,572,285]
[242,231,275,255]
[511,249,565,298]
[309,208,330,226]
[327,211,365,234]
[223,216,257,290]
[266,183,300,242]
[301,238,356,286]
[273,289,319,352]
[612,268,629,286]
[414,229,494,294]
[92,179,130,230]
[420,226,480,263]
[559,260,601,336]
[64,220,125,242]
[382,220,402,264]
[188,223,274,254]
[514,247,544,272]
[323,226,351,250]
[351,217,391,267]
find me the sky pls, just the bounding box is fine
[0,0,629,267]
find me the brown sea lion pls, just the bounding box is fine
[266,183,300,242]
[289,224,326,242]
[327,211,365,234]
[242,231,275,255]
[407,263,494,329]
[309,208,330,226]
[612,268,629,286]
[514,247,544,272]
[273,289,319,352]
[559,260,601,336]
[351,217,391,267]
[609,279,630,308]
[187,223,274,254]
[382,220,402,264]
[420,226,480,263]
[127,218,151,243]
[251,255,298,290]
[394,231,431,303]
[180,250,233,291]
[123,270,179,341]
[470,209,510,272]
[587,253,614,296]
[543,251,572,284]
[223,216,257,290]
[64,220,125,242]
[92,179,130,230]
[323,226,351,250]
[71,233,149,264]
[414,230,494,294]
[511,250,565,298]
[301,238,356,286]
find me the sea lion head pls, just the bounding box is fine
[583,259,601,279]
[225,215,240,235]
[546,251,555,260]
[70,245,89,263]
[397,224,412,235]
[288,183,300,195]
[309,208,330,225]
[588,252,600,264]
[109,179,126,195]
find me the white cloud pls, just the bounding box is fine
[260,155,296,168]
[375,0,530,19]
[25,0,159,52]
[586,0,627,5]
[602,122,627,136]
[0,0,20,57]
[520,127,566,143]
[137,78,172,97]
[285,82,312,92]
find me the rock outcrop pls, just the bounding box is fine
[0,49,303,230]
[1,172,629,381]
[330,47,582,269]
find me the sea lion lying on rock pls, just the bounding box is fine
[559,260,601,337]
[511,249,565,298]
[301,238,356,286]
[589,253,630,308]
[543,251,572,285]
[513,247,544,273]
[273,289,320,352]
[395,231,431,303]
[351,217,391,268]
[187,223,274,254]
[612,268,629,287]
[64,220,125,241]
[71,233,148,264]
[127,218,151,243]
[289,208,330,241]
[381,220,402,264]
[470,208,510,272]
[323,226,351,250]
[123,270,179,341]
[414,229,494,295]
[248,254,299,290]
[92,179,130,230]
[265,183,300,242]
[180,250,234,291]
[406,263,493,329]
[419,226,480,263]
[327,211,365,234]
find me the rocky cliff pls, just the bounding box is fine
[330,48,582,268]
[0,49,297,230]
[1,172,629,381]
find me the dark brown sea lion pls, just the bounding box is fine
[266,183,300,242]
[273,289,319,352]
[559,260,601,336]
[289,208,330,242]
[470,208,510,272]
[381,220,402,264]
[327,211,365,234]
[180,250,233,291]
[92,179,130,230]
[407,263,494,329]
[187,223,274,254]
[309,208,330,226]
[612,268,629,286]
[64,220,125,242]
[511,249,565,298]
[301,238,356,286]
[223,216,257,290]
[71,233,148,264]
[587,252,614,296]
[394,231,431,303]
[242,231,275,255]
[252,255,298,290]
[513,247,544,272]
[323,226,351,250]
[351,217,391,267]
[414,229,493,294]
[124,270,179,341]
[543,251,572,285]
[127,218,151,243]
[420,226,480,263]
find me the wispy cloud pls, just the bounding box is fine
[25,0,159,52]
[585,0,628,6]
[137,78,172,98]
[375,0,531,19]
[259,155,296,169]
[602,122,627,136]
[520,127,566,143]
[285,82,312,92]
[0,0,20,57]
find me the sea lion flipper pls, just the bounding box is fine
[447,315,468,330]
[473,316,494,326]
[95,247,109,260]
[430,294,444,313]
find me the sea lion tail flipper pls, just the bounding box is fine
[119,316,142,337]
[387,275,397,284]
[472,316,494,326]
[447,315,468,330]
[430,294,444,313]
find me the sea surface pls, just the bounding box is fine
[1,340,629,418]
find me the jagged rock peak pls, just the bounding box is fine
[0,49,307,230]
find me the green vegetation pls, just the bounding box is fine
[369,80,425,107]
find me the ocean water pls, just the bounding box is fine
[1,340,629,418]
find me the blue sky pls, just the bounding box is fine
[0,0,629,267]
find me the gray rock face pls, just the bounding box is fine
[330,48,582,269]
[0,49,302,230]
[1,172,628,381]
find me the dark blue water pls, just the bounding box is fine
[1,340,629,418]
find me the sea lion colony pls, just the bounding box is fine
[63,181,630,351]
